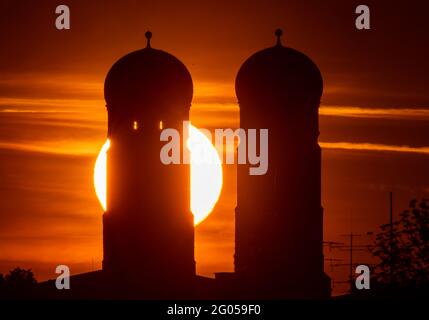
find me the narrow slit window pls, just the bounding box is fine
[159,120,163,130]
[133,121,138,130]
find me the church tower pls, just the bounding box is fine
[234,30,331,298]
[102,32,195,287]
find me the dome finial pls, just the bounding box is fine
[275,28,283,46]
[145,31,152,48]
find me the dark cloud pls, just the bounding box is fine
[320,115,429,148]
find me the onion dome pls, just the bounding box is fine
[104,31,193,120]
[235,29,323,112]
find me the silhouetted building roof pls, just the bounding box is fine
[235,29,322,113]
[104,31,193,120]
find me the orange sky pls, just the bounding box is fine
[0,0,429,295]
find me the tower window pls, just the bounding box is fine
[159,120,163,130]
[133,121,138,130]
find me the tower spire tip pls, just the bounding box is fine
[145,31,152,48]
[275,28,283,46]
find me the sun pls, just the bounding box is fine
[93,124,222,226]
[93,138,110,212]
[188,124,223,224]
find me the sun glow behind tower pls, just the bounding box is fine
[94,124,222,225]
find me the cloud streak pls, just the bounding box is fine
[320,105,429,120]
[0,140,101,156]
[321,142,429,155]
